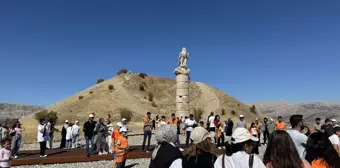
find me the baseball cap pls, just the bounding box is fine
[116,122,123,127]
[255,118,258,120]
[65,120,69,123]
[75,120,79,123]
[119,127,127,132]
[331,119,337,122]
[122,118,127,121]
[239,115,244,118]
[190,126,215,144]
[89,114,94,118]
[231,128,259,144]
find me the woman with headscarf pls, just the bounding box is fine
[149,124,183,168]
[60,120,69,149]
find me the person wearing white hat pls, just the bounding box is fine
[115,127,128,168]
[214,128,266,168]
[183,126,216,168]
[71,121,80,148]
[331,119,338,127]
[121,118,129,137]
[60,120,69,149]
[83,113,97,157]
[236,115,247,129]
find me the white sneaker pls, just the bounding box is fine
[222,146,226,149]
[218,147,222,149]
[14,155,18,159]
[40,155,47,158]
[98,152,103,155]
[179,148,184,152]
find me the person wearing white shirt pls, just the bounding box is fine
[106,119,114,153]
[37,119,49,158]
[287,115,315,159]
[65,123,73,149]
[329,126,340,154]
[159,116,167,126]
[185,114,196,147]
[71,121,80,148]
[214,128,265,168]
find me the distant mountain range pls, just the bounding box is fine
[0,103,45,121]
[252,101,340,123]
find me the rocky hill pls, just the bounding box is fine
[21,72,263,124]
[0,103,44,122]
[252,101,340,123]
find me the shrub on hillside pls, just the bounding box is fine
[193,108,204,122]
[89,91,94,94]
[34,110,58,124]
[231,110,236,115]
[117,68,128,75]
[151,102,157,107]
[79,96,84,100]
[108,85,114,91]
[97,78,104,84]
[138,73,148,79]
[139,84,145,91]
[221,108,226,116]
[250,105,256,114]
[118,108,133,122]
[148,92,153,102]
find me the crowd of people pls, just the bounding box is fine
[0,111,340,168]
[146,112,340,168]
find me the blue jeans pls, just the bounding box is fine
[117,160,126,168]
[85,135,94,155]
[186,131,191,147]
[66,139,72,149]
[11,134,21,156]
[142,131,152,151]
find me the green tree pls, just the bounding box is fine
[97,78,104,84]
[250,105,256,114]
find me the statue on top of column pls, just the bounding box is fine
[178,47,189,68]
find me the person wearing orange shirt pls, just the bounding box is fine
[112,122,122,168]
[167,113,184,151]
[275,116,286,130]
[255,118,262,144]
[115,127,128,168]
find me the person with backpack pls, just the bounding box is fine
[214,128,265,168]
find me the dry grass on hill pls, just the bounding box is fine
[20,72,262,143]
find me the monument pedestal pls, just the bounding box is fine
[174,66,190,117]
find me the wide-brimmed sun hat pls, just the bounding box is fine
[190,126,215,144]
[231,128,259,144]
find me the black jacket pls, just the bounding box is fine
[83,120,97,138]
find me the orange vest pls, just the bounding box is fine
[311,158,328,168]
[249,128,258,136]
[114,135,128,163]
[275,121,286,130]
[217,122,224,137]
[168,119,178,125]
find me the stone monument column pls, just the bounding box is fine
[174,47,190,117]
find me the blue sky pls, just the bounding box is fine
[1,0,340,106]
